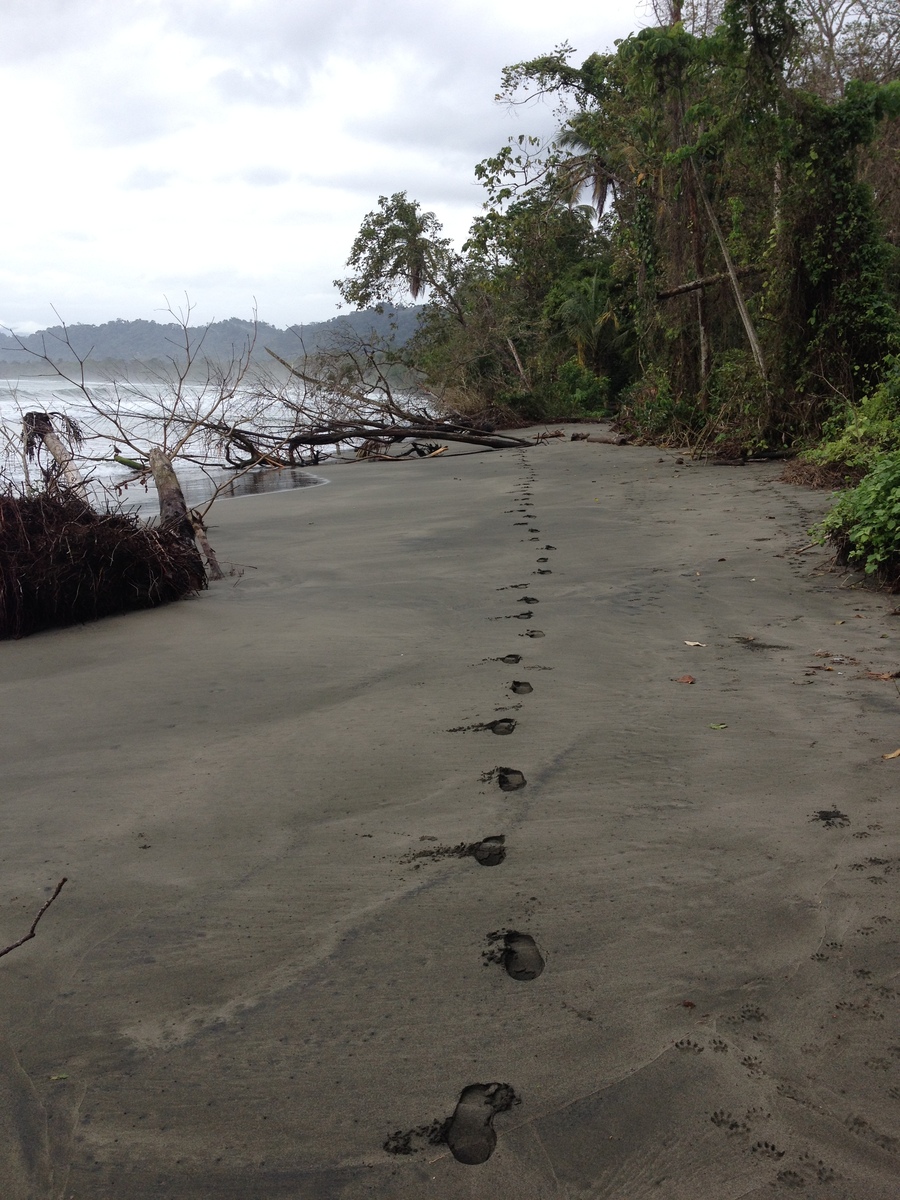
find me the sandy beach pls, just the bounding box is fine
[2,427,899,1199]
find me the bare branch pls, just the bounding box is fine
[0,878,68,960]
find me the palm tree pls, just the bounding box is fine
[551,273,617,371]
[337,192,465,321]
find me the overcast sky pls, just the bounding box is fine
[1,1,644,333]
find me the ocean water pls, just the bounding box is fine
[0,377,326,515]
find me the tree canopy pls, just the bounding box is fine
[337,0,900,451]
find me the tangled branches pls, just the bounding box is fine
[0,490,206,639]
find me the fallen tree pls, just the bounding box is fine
[0,490,207,639]
[7,301,279,578]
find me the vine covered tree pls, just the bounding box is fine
[334,0,900,449]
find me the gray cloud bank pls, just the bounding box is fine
[0,0,640,330]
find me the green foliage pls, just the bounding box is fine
[616,366,694,440]
[764,82,900,409]
[335,3,900,437]
[702,350,771,447]
[335,193,463,315]
[817,450,900,581]
[804,357,900,472]
[552,358,610,415]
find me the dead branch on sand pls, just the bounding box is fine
[0,878,67,960]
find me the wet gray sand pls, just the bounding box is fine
[1,428,899,1198]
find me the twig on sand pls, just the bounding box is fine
[0,878,68,960]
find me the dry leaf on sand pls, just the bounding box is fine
[684,641,706,647]
[675,675,696,684]
[882,749,900,760]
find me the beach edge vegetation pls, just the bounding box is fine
[333,0,900,584]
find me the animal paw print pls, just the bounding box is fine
[852,831,871,839]
[824,940,842,951]
[775,1168,806,1188]
[811,952,829,962]
[811,808,850,828]
[853,968,873,978]
[750,1140,784,1160]
[869,876,887,885]
[835,1000,885,1020]
[798,1153,838,1184]
[710,1110,750,1137]
[741,1054,764,1076]
[857,926,875,936]
[709,1038,728,1053]
[675,1038,704,1053]
[740,1005,766,1022]
[873,915,893,924]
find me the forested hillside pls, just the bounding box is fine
[0,307,420,376]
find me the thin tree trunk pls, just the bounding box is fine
[695,290,710,385]
[686,180,711,391]
[690,159,768,380]
[191,513,225,581]
[505,338,532,390]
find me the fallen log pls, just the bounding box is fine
[263,347,531,451]
[570,432,630,445]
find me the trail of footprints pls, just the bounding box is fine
[385,450,548,1164]
[387,453,898,1179]
[384,458,900,1180]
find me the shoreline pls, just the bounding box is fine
[1,426,899,1198]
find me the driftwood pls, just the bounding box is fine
[570,432,630,445]
[0,878,67,960]
[202,415,529,467]
[262,348,531,456]
[190,511,225,581]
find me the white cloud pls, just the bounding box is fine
[0,0,643,330]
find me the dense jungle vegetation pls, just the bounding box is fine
[337,0,900,582]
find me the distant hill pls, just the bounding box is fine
[0,307,422,376]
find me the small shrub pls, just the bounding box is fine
[552,358,610,415]
[816,450,900,587]
[616,365,690,441]
[803,356,900,475]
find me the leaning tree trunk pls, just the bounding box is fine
[22,412,88,499]
[690,159,768,381]
[190,512,224,581]
[147,448,210,579]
